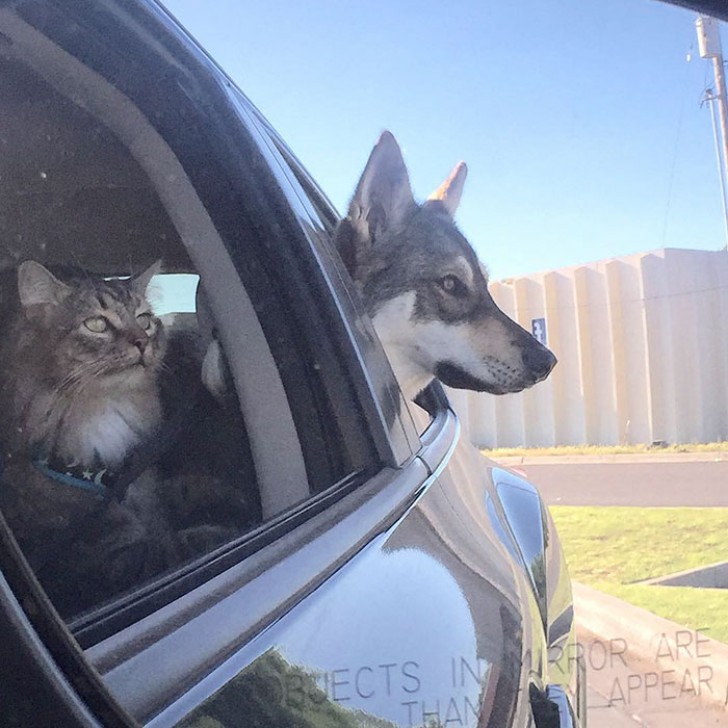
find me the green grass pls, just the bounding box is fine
[485,441,728,458]
[550,506,728,645]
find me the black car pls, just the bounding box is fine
[0,1,586,725]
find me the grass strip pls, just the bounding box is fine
[550,506,728,645]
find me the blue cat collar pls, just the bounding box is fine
[32,458,111,498]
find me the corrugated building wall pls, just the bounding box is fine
[447,248,728,447]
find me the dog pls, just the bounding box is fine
[334,131,557,402]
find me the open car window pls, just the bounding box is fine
[243,101,432,442]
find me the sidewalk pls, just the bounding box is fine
[572,581,728,722]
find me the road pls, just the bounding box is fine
[509,461,728,507]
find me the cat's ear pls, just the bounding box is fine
[18,261,71,308]
[130,260,162,296]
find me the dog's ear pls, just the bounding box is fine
[336,131,416,278]
[426,161,467,217]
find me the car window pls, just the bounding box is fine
[246,103,431,443]
[152,274,199,315]
[0,19,386,632]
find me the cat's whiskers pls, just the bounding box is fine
[56,359,107,394]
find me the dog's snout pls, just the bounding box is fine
[523,345,557,381]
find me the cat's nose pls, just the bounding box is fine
[130,335,148,353]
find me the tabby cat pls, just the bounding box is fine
[0,260,172,614]
[0,260,165,466]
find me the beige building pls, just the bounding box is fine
[449,248,728,448]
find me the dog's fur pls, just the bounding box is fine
[335,132,556,401]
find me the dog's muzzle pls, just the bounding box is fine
[436,361,500,393]
[436,343,557,395]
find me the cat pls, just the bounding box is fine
[0,260,173,615]
[0,261,261,616]
[0,260,164,468]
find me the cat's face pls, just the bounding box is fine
[17,261,166,387]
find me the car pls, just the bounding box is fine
[0,0,585,726]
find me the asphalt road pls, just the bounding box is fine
[515,461,728,507]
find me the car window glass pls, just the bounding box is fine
[152,274,199,314]
[0,36,370,627]
[0,68,260,619]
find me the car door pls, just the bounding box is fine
[0,2,571,727]
[0,0,437,723]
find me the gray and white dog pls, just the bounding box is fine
[335,131,557,401]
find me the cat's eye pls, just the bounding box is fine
[136,313,152,331]
[83,316,109,333]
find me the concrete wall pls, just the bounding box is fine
[451,248,728,448]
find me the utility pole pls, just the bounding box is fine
[696,15,728,249]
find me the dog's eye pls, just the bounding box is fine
[439,275,465,295]
[83,316,109,333]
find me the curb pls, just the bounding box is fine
[492,452,727,466]
[572,581,728,712]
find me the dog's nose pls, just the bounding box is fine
[523,345,557,381]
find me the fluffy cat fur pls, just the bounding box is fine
[0,262,259,616]
[0,261,172,615]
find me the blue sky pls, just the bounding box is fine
[162,0,726,280]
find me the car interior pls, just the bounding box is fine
[0,11,317,625]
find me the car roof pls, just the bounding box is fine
[662,0,728,20]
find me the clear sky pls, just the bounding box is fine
[162,0,727,280]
